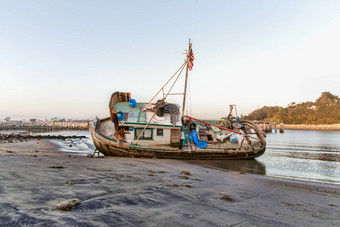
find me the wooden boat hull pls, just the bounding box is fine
[89,122,266,160]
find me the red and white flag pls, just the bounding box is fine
[187,49,194,71]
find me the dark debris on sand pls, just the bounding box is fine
[220,194,235,202]
[48,165,64,169]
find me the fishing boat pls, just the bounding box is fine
[89,40,266,159]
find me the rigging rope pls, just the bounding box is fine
[134,62,187,143]
[148,62,187,105]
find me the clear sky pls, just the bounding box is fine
[1,0,339,120]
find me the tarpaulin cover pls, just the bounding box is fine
[188,130,208,148]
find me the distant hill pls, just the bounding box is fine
[244,92,340,124]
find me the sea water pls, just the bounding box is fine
[37,130,95,156]
[257,130,340,184]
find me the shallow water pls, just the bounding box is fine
[0,130,28,134]
[257,130,340,184]
[189,130,340,184]
[37,130,95,156]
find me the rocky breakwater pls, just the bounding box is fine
[0,121,89,131]
[0,133,88,144]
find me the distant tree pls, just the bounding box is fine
[29,119,37,123]
[4,117,11,122]
[315,92,340,124]
[244,106,282,121]
[244,92,340,124]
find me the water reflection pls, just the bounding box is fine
[184,159,266,175]
[266,150,339,162]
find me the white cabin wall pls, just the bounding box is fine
[153,128,171,144]
[125,127,172,146]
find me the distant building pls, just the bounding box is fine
[50,117,66,122]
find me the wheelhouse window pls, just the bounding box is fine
[134,128,153,140]
[157,129,163,136]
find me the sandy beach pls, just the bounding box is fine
[0,139,339,226]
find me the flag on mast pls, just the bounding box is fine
[187,48,194,71]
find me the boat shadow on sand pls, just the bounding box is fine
[183,159,266,175]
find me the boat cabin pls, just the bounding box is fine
[107,92,182,147]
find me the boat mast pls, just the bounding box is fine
[135,41,191,143]
[182,39,191,116]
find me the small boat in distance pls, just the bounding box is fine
[89,40,266,159]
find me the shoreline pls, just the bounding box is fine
[283,124,340,131]
[0,139,339,226]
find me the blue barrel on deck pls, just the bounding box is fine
[230,134,238,144]
[129,99,136,107]
[117,111,124,121]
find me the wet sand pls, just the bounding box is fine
[0,140,339,226]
